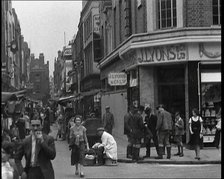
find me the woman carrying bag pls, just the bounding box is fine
[69,115,89,178]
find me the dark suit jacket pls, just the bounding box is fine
[145,114,158,135]
[124,112,132,135]
[15,133,56,179]
[129,113,144,139]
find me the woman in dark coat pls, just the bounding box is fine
[42,109,51,135]
[189,108,203,160]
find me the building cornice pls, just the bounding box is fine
[98,27,221,69]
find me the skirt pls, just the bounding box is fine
[71,141,85,165]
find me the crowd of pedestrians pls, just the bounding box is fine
[1,105,55,179]
[124,104,222,162]
[1,100,221,178]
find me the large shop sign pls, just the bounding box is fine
[125,44,187,65]
[108,72,127,86]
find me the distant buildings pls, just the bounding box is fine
[29,53,50,104]
[1,0,31,92]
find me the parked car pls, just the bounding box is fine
[82,117,103,147]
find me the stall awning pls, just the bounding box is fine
[58,95,76,106]
[2,90,27,104]
[79,89,101,98]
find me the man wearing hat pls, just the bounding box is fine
[124,106,134,159]
[102,106,114,135]
[14,119,56,179]
[144,106,159,158]
[128,106,145,162]
[92,127,117,164]
[155,104,173,159]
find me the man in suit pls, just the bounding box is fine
[102,106,114,135]
[144,107,159,158]
[155,104,173,159]
[15,118,56,179]
[128,106,145,162]
[124,106,134,159]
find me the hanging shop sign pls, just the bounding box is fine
[93,14,100,34]
[108,72,127,86]
[63,47,72,57]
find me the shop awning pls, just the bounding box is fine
[57,95,76,106]
[2,93,17,104]
[1,90,27,104]
[79,89,101,98]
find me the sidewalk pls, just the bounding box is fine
[114,134,221,164]
[50,124,221,165]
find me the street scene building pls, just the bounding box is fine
[1,0,221,178]
[66,0,221,144]
[1,0,51,105]
[29,53,50,104]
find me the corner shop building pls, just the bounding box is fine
[99,28,221,143]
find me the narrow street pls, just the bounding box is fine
[50,126,221,179]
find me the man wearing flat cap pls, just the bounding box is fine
[92,127,117,164]
[144,106,159,158]
[155,104,173,159]
[102,106,114,135]
[127,106,145,162]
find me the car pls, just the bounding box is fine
[82,117,103,147]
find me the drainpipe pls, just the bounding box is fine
[197,62,201,113]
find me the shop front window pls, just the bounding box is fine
[200,70,221,144]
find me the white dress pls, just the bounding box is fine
[101,131,117,160]
[1,162,14,179]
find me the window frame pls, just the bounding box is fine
[212,0,221,25]
[157,0,177,29]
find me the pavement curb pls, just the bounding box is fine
[117,159,221,164]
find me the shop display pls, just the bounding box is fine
[200,65,221,144]
[201,104,217,143]
[211,128,216,134]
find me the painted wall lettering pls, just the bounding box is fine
[137,44,186,63]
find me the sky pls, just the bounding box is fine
[12,1,83,76]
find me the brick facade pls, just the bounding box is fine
[185,0,213,27]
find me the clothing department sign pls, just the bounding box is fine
[124,44,187,65]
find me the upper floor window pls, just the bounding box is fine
[213,0,221,25]
[84,13,92,41]
[157,0,177,29]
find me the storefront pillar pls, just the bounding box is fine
[186,61,199,144]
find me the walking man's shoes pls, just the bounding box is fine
[179,154,184,157]
[174,153,180,156]
[155,155,163,159]
[80,172,84,178]
[143,155,150,158]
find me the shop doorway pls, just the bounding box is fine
[157,65,186,142]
